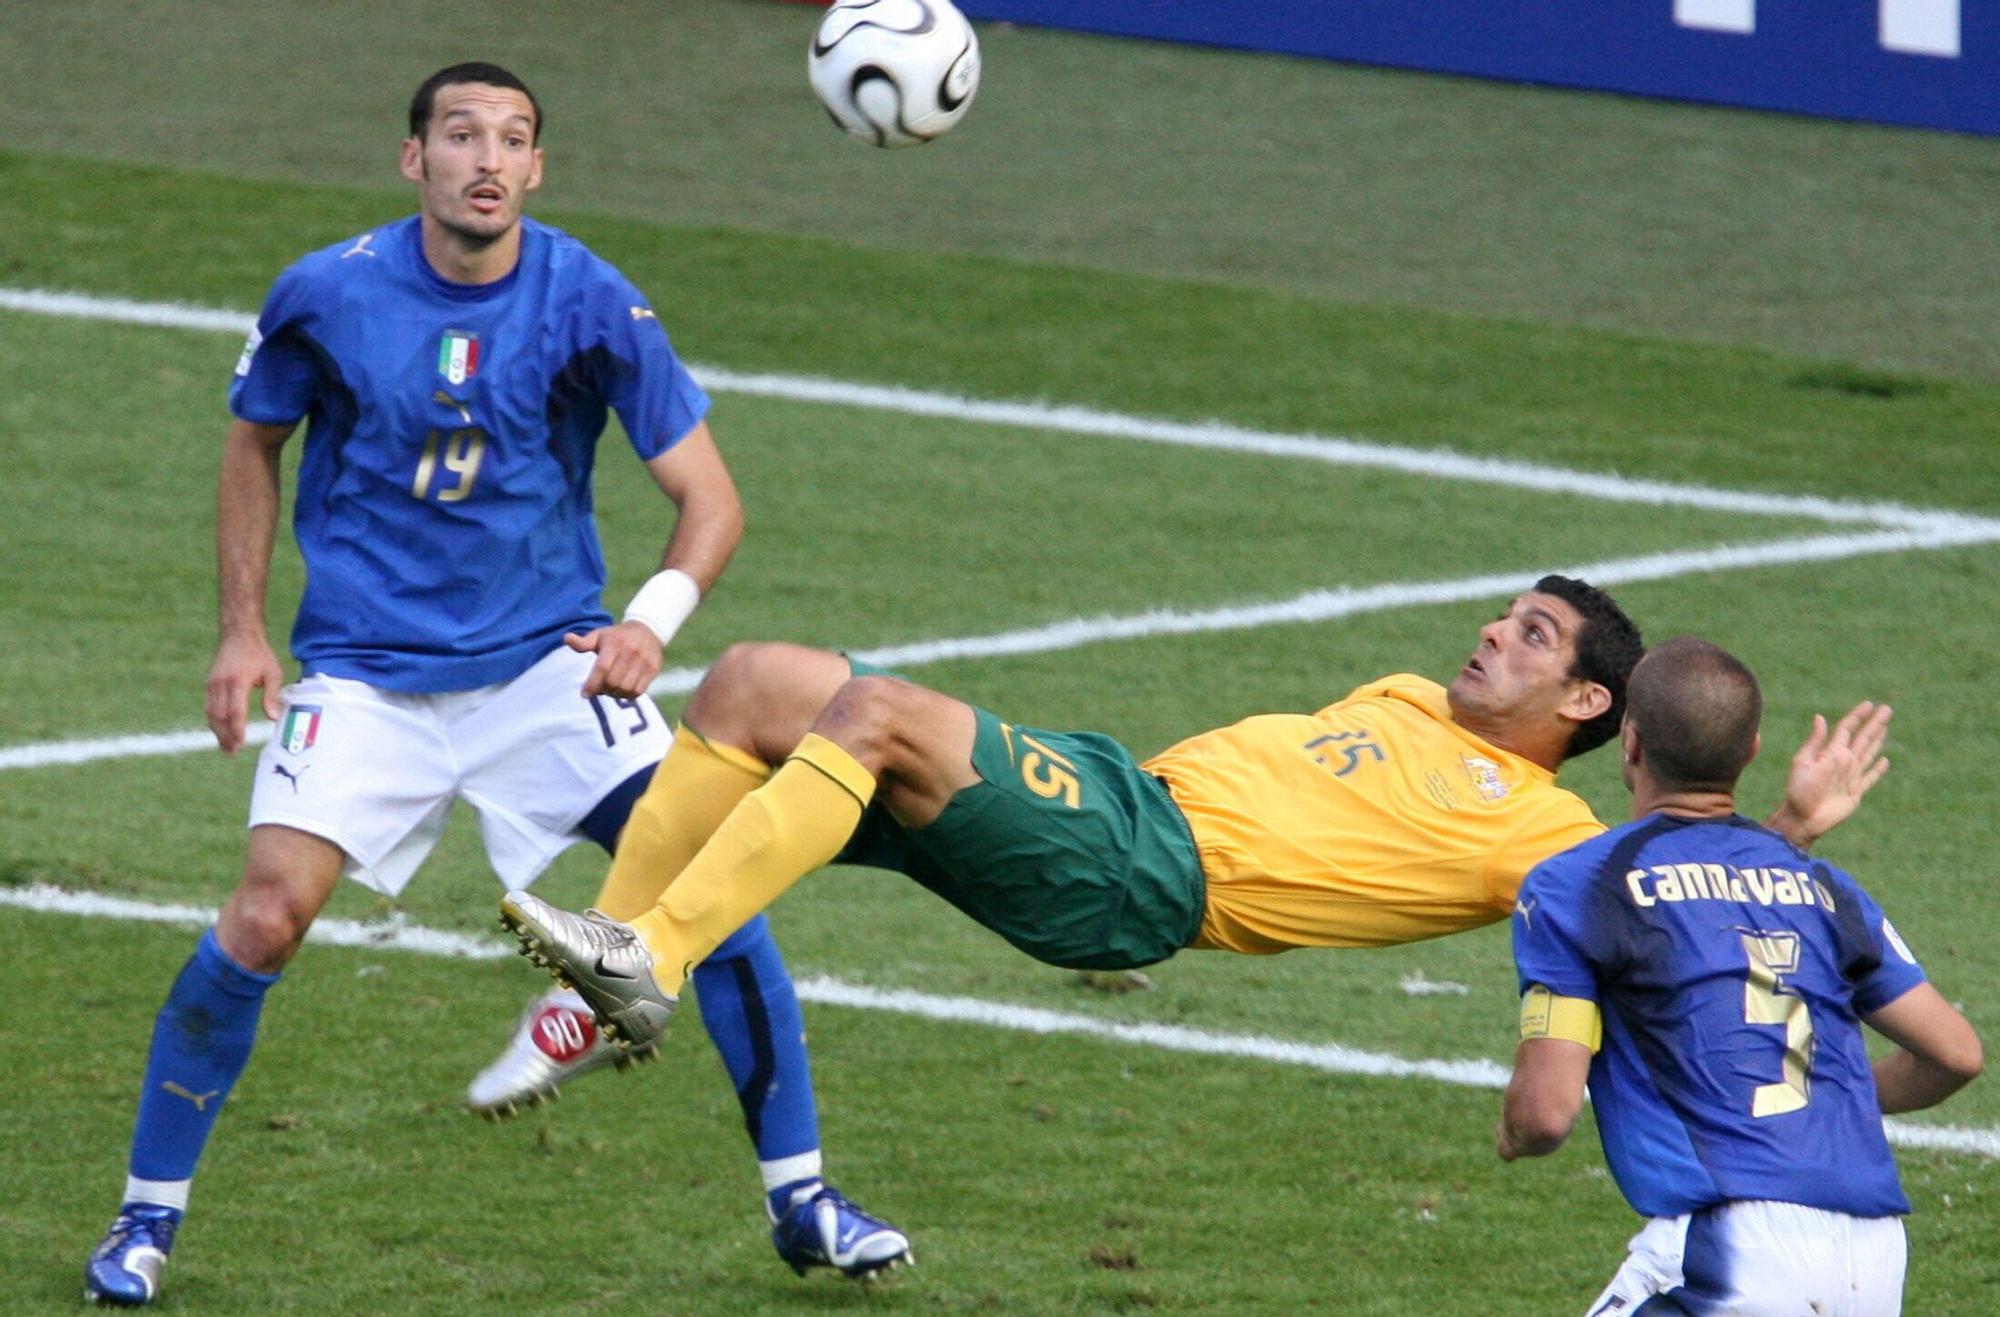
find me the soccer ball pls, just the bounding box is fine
[808,0,981,148]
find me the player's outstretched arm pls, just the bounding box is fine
[205,419,295,753]
[1865,982,1983,1114]
[570,422,744,699]
[1496,1038,1591,1161]
[1765,701,1892,851]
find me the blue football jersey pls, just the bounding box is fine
[229,216,710,692]
[1513,813,1927,1218]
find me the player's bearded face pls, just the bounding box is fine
[402,84,543,244]
[1447,593,1591,730]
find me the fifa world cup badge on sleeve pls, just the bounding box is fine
[234,325,263,378]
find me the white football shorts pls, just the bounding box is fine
[1586,1200,1907,1316]
[248,645,672,896]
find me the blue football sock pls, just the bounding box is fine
[128,928,279,1188]
[693,915,822,1165]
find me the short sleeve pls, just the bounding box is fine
[597,288,711,460]
[1487,794,1604,909]
[1512,859,1601,1003]
[229,265,320,424]
[1849,886,1929,1015]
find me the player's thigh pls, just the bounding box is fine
[455,646,672,884]
[844,706,1204,970]
[248,674,458,895]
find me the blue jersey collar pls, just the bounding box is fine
[406,216,530,302]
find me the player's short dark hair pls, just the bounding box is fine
[409,62,543,143]
[1625,636,1762,790]
[1534,574,1644,760]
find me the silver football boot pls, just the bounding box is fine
[465,987,659,1119]
[498,892,676,1050]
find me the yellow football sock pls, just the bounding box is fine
[631,733,876,994]
[591,725,771,922]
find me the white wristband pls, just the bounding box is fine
[623,568,701,648]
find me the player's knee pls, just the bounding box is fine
[693,642,792,724]
[816,675,911,760]
[218,873,319,971]
[692,642,850,759]
[705,641,771,689]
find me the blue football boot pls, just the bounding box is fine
[770,1182,913,1280]
[84,1204,181,1306]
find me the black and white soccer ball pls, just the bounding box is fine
[808,0,981,148]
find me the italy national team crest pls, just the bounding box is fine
[279,705,323,755]
[437,330,481,385]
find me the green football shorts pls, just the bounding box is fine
[834,676,1206,970]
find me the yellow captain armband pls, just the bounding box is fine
[1519,984,1602,1051]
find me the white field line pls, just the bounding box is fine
[8,525,1999,774]
[5,287,1997,537]
[2,882,1992,1159]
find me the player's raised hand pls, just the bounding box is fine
[566,621,663,699]
[206,631,286,754]
[1774,701,1892,848]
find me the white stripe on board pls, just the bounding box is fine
[2,882,1992,1158]
[4,286,1993,536]
[9,525,2000,774]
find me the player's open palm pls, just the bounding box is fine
[1782,701,1892,844]
[567,621,662,699]
[206,632,287,754]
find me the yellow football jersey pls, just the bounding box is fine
[1143,674,1604,953]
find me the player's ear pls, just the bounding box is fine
[525,146,544,194]
[399,136,424,184]
[1745,731,1761,767]
[1563,678,1612,725]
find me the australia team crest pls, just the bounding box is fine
[1460,754,1510,802]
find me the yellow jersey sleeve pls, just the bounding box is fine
[1146,674,1604,954]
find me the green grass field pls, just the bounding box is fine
[4,5,1999,1312]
